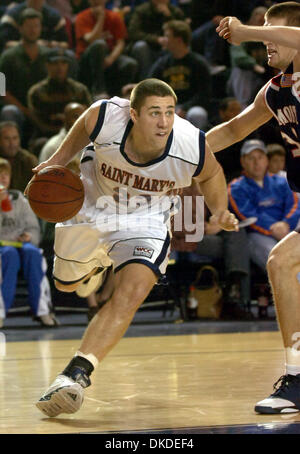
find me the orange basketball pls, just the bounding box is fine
[26,165,84,223]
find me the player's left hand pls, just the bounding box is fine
[216,16,244,45]
[209,210,239,232]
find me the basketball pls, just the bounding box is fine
[26,165,84,223]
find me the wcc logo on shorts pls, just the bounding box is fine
[133,246,154,259]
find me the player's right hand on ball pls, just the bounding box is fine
[209,210,239,232]
[32,160,52,174]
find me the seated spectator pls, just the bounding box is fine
[0,158,58,327]
[0,0,69,51]
[267,143,286,177]
[28,48,92,138]
[228,139,300,274]
[171,181,253,320]
[39,102,87,163]
[0,8,48,143]
[0,121,37,192]
[226,7,269,109]
[128,0,185,79]
[148,20,212,129]
[75,0,138,97]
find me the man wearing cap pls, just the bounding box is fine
[228,139,300,271]
[28,48,92,137]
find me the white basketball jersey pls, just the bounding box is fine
[80,97,205,226]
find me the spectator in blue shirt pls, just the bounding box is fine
[228,139,300,272]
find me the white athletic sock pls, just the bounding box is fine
[286,364,300,376]
[75,351,99,370]
[285,346,300,376]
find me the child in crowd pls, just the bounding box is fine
[0,158,58,328]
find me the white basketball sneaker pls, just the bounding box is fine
[36,375,85,417]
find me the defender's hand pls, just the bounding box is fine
[216,16,244,45]
[209,210,239,232]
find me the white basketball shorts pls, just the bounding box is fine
[53,155,171,284]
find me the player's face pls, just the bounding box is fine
[241,149,269,181]
[0,127,20,158]
[264,16,298,70]
[132,96,175,150]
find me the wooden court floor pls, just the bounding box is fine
[1,330,300,434]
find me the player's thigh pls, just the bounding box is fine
[112,262,158,312]
[109,234,171,309]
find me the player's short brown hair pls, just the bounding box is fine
[130,78,177,113]
[266,1,300,27]
[0,158,11,175]
[163,20,192,46]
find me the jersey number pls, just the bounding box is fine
[281,129,300,157]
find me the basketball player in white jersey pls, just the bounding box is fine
[207,2,300,413]
[33,78,238,417]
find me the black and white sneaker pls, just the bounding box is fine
[255,374,300,414]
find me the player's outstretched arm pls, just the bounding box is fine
[217,15,300,50]
[32,103,100,173]
[194,143,238,232]
[206,84,272,153]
